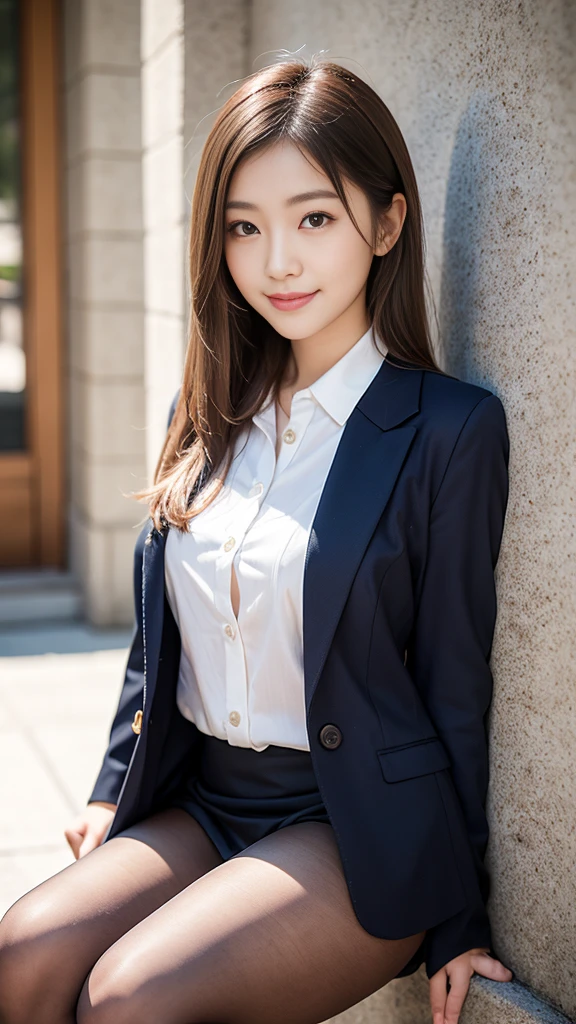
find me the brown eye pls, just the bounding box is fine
[228,221,259,236]
[301,212,333,229]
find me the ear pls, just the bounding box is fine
[373,193,407,257]
[373,228,388,257]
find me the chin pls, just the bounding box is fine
[259,317,315,340]
[271,314,332,340]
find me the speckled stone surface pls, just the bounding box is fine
[322,973,573,1023]
[245,1,575,1020]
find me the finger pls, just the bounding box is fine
[78,830,100,858]
[471,951,514,981]
[444,968,471,1024]
[64,825,83,859]
[429,969,448,1024]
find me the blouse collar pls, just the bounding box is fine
[307,323,387,426]
[255,323,388,431]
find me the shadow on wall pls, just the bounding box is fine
[439,88,542,390]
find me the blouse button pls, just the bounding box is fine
[223,536,235,551]
[224,623,236,639]
[282,428,296,444]
[228,711,241,727]
[249,482,264,497]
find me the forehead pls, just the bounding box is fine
[227,141,331,198]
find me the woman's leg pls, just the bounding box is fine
[77,821,426,1024]
[0,809,224,1024]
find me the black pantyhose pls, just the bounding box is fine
[0,809,424,1024]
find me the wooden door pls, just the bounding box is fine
[0,0,64,567]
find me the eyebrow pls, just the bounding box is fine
[225,189,340,211]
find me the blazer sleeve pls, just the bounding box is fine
[87,388,181,806]
[405,392,510,979]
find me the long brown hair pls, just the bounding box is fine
[133,56,441,532]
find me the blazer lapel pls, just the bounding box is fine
[303,356,423,716]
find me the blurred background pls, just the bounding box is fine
[0,2,574,1023]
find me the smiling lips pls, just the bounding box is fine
[267,290,319,311]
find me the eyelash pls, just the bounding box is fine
[226,211,335,236]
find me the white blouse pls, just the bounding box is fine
[164,324,387,751]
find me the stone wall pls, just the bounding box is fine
[141,0,186,479]
[63,0,146,625]
[140,0,250,477]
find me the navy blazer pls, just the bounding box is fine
[89,352,510,981]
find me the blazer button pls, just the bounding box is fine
[319,723,342,749]
[131,709,143,735]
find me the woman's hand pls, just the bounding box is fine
[64,801,117,860]
[429,947,513,1024]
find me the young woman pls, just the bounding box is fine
[0,57,514,1024]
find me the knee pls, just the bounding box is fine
[76,955,154,1024]
[0,892,60,1021]
[76,953,208,1024]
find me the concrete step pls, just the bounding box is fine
[0,570,83,626]
[325,969,573,1024]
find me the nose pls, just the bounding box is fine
[265,229,302,280]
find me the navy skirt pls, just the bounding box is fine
[165,731,426,979]
[167,731,331,861]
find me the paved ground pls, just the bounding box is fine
[0,622,132,918]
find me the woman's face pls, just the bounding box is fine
[223,141,401,346]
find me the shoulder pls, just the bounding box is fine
[416,365,508,453]
[420,364,501,419]
[385,363,510,496]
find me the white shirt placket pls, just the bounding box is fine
[219,428,275,745]
[274,391,315,475]
[219,394,315,746]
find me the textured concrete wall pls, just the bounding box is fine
[246,1,575,1021]
[141,0,186,478]
[63,0,146,625]
[321,973,574,1024]
[141,0,250,477]
[183,0,250,204]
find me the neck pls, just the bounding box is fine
[284,313,372,394]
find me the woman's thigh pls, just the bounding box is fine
[0,808,223,1024]
[78,821,426,1024]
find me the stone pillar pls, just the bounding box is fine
[141,0,186,478]
[140,0,251,474]
[64,0,146,625]
[183,0,251,200]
